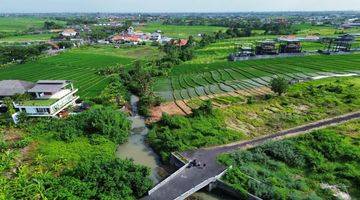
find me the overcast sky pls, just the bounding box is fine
[0,0,359,13]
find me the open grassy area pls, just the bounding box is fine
[154,53,360,101]
[293,23,360,36]
[0,17,65,33]
[0,33,56,43]
[149,77,360,161]
[219,119,360,199]
[0,45,160,98]
[138,22,227,38]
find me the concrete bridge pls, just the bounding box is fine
[144,111,360,200]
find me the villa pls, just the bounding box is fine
[13,80,79,117]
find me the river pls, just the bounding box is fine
[116,95,235,200]
[116,95,163,183]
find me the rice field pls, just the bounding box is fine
[0,46,159,98]
[154,54,360,103]
[137,22,227,38]
[0,33,56,43]
[0,17,66,33]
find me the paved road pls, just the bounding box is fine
[145,111,360,200]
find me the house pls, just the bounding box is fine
[110,35,123,43]
[110,34,141,44]
[127,26,135,35]
[159,37,172,44]
[0,80,35,105]
[13,80,79,117]
[171,39,188,47]
[61,29,78,37]
[150,32,162,41]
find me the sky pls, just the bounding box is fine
[0,0,359,13]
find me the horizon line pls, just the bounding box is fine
[1,10,360,14]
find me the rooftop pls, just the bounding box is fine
[0,80,35,97]
[27,80,69,93]
[18,99,58,106]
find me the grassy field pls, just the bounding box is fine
[0,33,56,43]
[138,22,227,38]
[0,17,65,33]
[293,23,360,36]
[0,45,160,98]
[154,54,360,101]
[220,119,360,199]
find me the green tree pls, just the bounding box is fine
[270,77,289,96]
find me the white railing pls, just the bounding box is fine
[148,162,190,195]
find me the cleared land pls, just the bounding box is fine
[0,45,160,98]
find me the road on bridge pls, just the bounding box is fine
[145,111,360,200]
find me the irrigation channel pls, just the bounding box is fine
[116,95,235,200]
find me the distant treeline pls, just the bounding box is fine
[163,18,298,35]
[0,44,51,65]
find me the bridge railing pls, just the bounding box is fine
[174,168,228,200]
[148,162,190,195]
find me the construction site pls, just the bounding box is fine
[229,34,358,61]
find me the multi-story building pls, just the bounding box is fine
[13,80,79,117]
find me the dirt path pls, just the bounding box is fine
[149,86,271,122]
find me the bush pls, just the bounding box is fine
[33,107,131,144]
[270,77,289,96]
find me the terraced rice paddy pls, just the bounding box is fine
[0,46,159,98]
[153,54,360,114]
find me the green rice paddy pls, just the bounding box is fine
[0,33,56,43]
[0,17,66,33]
[154,54,360,101]
[0,46,159,98]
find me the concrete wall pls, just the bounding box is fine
[148,162,190,195]
[170,152,187,168]
[214,179,263,200]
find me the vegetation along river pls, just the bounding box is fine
[116,95,236,199]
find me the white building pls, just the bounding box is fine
[61,29,78,37]
[150,32,162,41]
[13,80,79,117]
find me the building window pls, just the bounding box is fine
[36,108,49,113]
